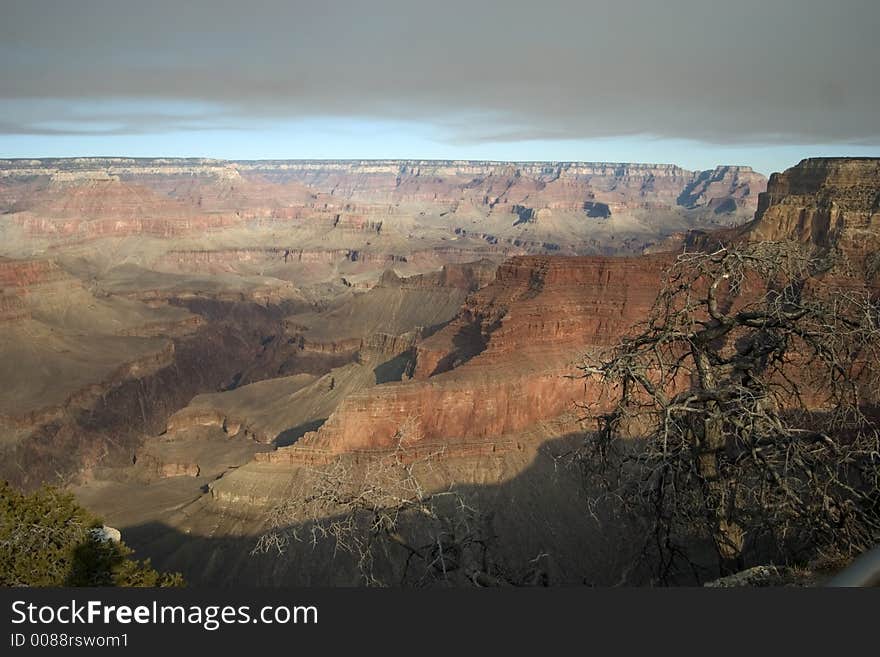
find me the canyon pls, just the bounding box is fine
[5,156,877,584]
[0,157,766,484]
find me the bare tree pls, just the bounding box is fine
[253,418,545,586]
[577,242,880,583]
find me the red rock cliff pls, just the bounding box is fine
[746,158,880,258]
[270,254,671,458]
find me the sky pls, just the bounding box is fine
[1,0,878,175]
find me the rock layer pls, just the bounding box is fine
[267,158,880,462]
[271,254,670,459]
[747,158,880,257]
[1,158,765,259]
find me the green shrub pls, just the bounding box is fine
[0,481,183,587]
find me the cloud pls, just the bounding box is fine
[1,0,878,146]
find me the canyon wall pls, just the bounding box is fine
[263,158,878,464]
[270,254,670,460]
[746,158,880,258]
[0,158,766,257]
[160,260,499,447]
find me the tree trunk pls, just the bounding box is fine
[691,347,744,574]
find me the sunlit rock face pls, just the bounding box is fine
[0,158,764,254]
[662,158,880,273]
[748,158,880,255]
[269,254,671,459]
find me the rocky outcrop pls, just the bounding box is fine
[746,158,880,257]
[267,254,670,461]
[156,262,498,450]
[280,260,498,353]
[156,247,407,272]
[275,372,581,457]
[254,437,521,468]
[14,213,238,239]
[377,259,498,291]
[662,158,880,264]
[157,462,200,478]
[0,258,70,324]
[294,326,425,356]
[5,177,242,239]
[0,257,67,288]
[0,294,28,322]
[413,255,669,377]
[676,165,766,212]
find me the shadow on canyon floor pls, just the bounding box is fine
[113,433,696,587]
[0,298,356,491]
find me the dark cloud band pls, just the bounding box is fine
[1,0,878,145]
